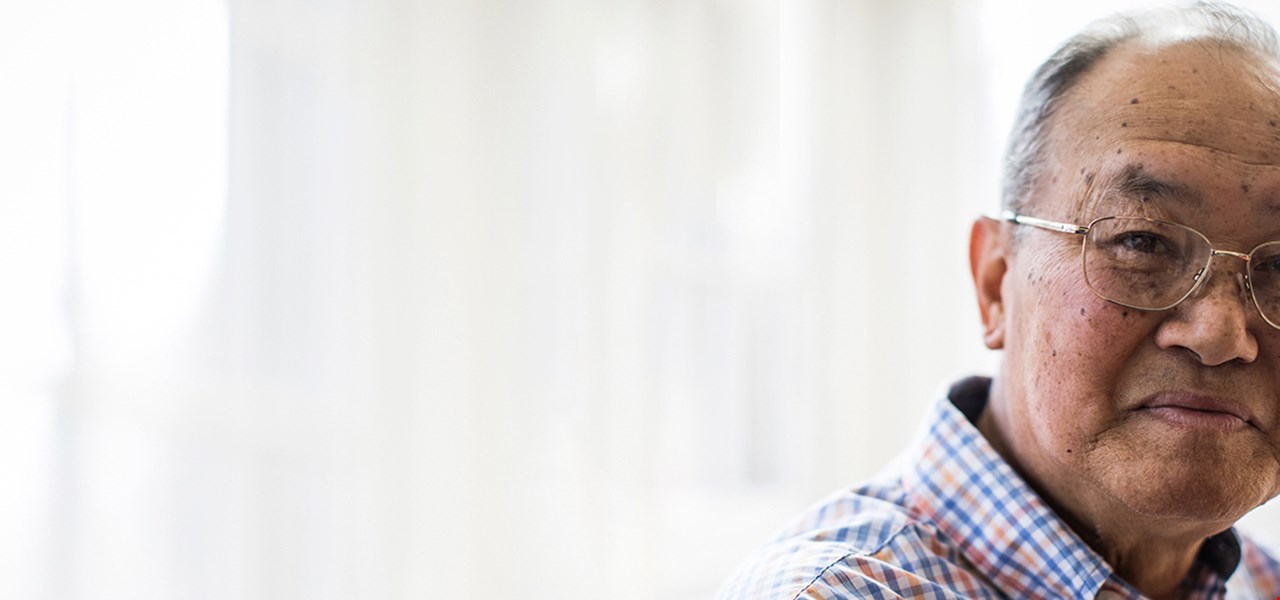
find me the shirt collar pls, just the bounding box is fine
[899,377,1243,598]
[1198,528,1241,580]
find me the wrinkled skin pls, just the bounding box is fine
[971,39,1280,598]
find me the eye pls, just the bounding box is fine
[1253,255,1280,274]
[1114,230,1172,254]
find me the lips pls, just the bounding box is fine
[1139,392,1256,431]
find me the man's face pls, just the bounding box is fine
[994,40,1280,529]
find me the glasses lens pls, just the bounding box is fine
[1083,217,1211,309]
[1250,242,1280,327]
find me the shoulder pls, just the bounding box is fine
[717,479,993,600]
[1234,529,1280,596]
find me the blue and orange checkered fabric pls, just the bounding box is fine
[718,377,1280,600]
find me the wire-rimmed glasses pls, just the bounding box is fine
[1002,210,1280,330]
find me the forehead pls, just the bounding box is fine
[1042,39,1280,230]
[1054,40,1280,159]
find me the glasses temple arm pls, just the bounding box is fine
[1000,210,1089,235]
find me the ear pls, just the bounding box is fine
[970,217,1008,350]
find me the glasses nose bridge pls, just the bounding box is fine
[1194,248,1253,300]
[1209,248,1251,263]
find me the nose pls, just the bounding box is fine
[1154,256,1259,366]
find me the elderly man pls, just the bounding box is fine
[720,2,1280,598]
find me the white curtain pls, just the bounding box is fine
[214,2,997,597]
[5,1,1276,599]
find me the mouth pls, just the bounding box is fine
[1139,393,1255,432]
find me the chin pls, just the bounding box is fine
[1101,453,1273,526]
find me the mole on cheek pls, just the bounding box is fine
[1243,183,1251,194]
[1080,307,1086,316]
[1129,97,1140,104]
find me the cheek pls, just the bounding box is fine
[1043,295,1144,375]
[1013,263,1117,374]
[1020,249,1151,363]
[1007,260,1152,448]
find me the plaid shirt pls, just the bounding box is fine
[719,377,1280,600]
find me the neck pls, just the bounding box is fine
[1101,541,1202,600]
[975,378,1223,599]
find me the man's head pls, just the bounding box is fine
[1004,1,1280,216]
[972,1,1280,546]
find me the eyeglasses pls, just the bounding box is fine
[1002,210,1280,330]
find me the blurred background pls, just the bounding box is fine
[3,0,1279,598]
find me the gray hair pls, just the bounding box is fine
[1003,1,1280,214]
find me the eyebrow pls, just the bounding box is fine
[1107,164,1280,221]
[1111,166,1195,202]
